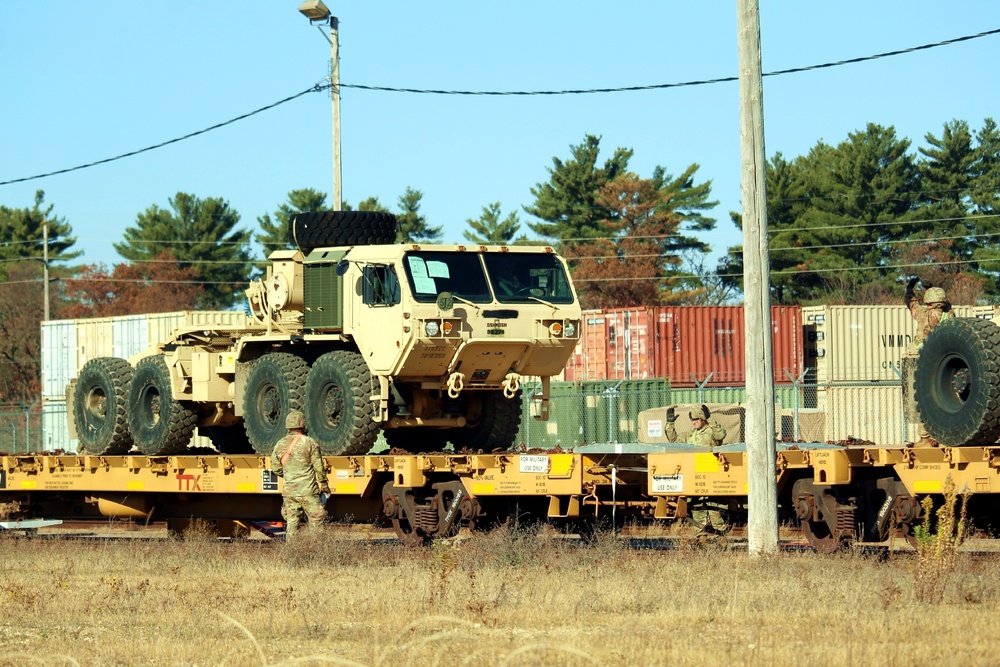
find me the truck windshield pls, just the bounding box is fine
[483,253,576,304]
[403,251,493,303]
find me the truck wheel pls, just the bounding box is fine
[74,357,134,455]
[243,353,308,455]
[449,391,523,452]
[304,350,378,455]
[127,356,197,455]
[289,210,399,249]
[916,317,1000,446]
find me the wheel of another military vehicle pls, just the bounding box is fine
[127,356,197,455]
[448,390,523,451]
[74,357,134,455]
[384,428,448,453]
[304,350,378,455]
[289,210,399,250]
[915,317,1000,447]
[243,353,309,455]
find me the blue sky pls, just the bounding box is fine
[2,1,999,273]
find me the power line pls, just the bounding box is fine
[1,28,997,187]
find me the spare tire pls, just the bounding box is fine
[289,210,398,249]
[915,317,1000,446]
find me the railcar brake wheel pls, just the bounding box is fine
[915,317,1000,446]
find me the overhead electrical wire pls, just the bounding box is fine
[0,27,997,186]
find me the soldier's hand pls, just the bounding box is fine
[922,280,933,289]
[666,406,677,423]
[320,484,331,495]
[701,404,711,419]
[907,276,919,290]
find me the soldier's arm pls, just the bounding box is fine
[710,420,727,443]
[311,440,328,488]
[270,448,283,477]
[665,422,679,443]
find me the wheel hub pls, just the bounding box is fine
[951,368,971,397]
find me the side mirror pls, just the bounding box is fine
[436,291,454,312]
[335,259,350,276]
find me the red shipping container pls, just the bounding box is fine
[652,306,802,386]
[604,307,656,380]
[563,310,608,382]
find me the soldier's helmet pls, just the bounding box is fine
[285,410,306,430]
[923,287,947,305]
[689,405,709,421]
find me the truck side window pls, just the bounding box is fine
[363,265,400,306]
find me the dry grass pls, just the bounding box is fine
[1,525,999,666]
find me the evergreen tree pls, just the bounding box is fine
[257,188,328,258]
[0,190,79,280]
[115,192,253,309]
[396,187,442,243]
[463,202,522,244]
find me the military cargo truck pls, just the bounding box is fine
[70,211,581,456]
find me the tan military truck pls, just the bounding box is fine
[70,211,582,457]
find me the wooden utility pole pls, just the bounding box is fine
[330,16,342,211]
[737,0,779,554]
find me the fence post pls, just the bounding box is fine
[602,381,622,444]
[690,373,714,404]
[784,369,809,441]
[889,364,907,442]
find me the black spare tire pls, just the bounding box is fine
[289,210,398,250]
[915,317,1000,447]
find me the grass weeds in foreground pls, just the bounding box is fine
[912,475,969,604]
[2,523,1000,665]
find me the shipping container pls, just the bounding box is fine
[802,305,982,383]
[42,399,73,452]
[41,320,77,399]
[564,310,608,382]
[604,307,656,380]
[652,306,803,386]
[821,383,908,446]
[112,314,150,361]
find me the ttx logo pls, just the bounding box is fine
[176,473,202,491]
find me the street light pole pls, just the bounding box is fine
[298,0,342,211]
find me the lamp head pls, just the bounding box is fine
[298,0,331,21]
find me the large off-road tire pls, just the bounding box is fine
[74,357,134,455]
[915,317,1000,447]
[243,353,309,455]
[127,356,197,455]
[289,210,399,250]
[449,390,523,452]
[304,350,378,455]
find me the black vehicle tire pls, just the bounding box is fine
[74,357,134,455]
[449,390,523,452]
[243,353,309,455]
[304,350,379,455]
[202,424,254,454]
[289,210,398,250]
[915,317,1000,446]
[384,428,448,453]
[127,356,197,455]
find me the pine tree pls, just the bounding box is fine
[463,202,522,244]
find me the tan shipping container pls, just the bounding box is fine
[821,384,909,446]
[802,304,984,383]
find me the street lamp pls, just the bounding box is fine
[298,0,342,211]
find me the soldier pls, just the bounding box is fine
[665,404,727,448]
[665,404,728,533]
[270,410,330,540]
[904,278,951,448]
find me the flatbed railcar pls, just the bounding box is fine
[2,442,997,550]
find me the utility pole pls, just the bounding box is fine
[737,0,779,555]
[43,217,50,322]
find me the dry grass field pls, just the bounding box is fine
[1,524,998,666]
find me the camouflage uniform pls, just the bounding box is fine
[271,415,329,540]
[904,283,950,446]
[665,406,727,531]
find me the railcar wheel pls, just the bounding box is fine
[915,317,1000,446]
[74,357,134,455]
[304,351,378,455]
[801,519,841,553]
[243,353,308,455]
[289,210,398,250]
[449,390,522,451]
[127,356,197,455]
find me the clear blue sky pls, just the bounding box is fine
[2,1,999,272]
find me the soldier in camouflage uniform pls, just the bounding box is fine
[270,410,330,540]
[665,404,727,533]
[904,278,951,448]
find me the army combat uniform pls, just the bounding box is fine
[271,430,329,539]
[904,282,950,447]
[665,406,727,531]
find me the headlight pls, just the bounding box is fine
[424,320,440,336]
[563,321,576,337]
[548,322,563,337]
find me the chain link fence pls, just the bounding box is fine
[0,407,44,454]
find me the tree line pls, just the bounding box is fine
[1,119,997,402]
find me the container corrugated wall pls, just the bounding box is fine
[41,320,77,399]
[803,305,980,382]
[604,307,655,380]
[564,310,608,382]
[75,317,115,374]
[42,399,73,452]
[113,315,150,360]
[822,384,907,446]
